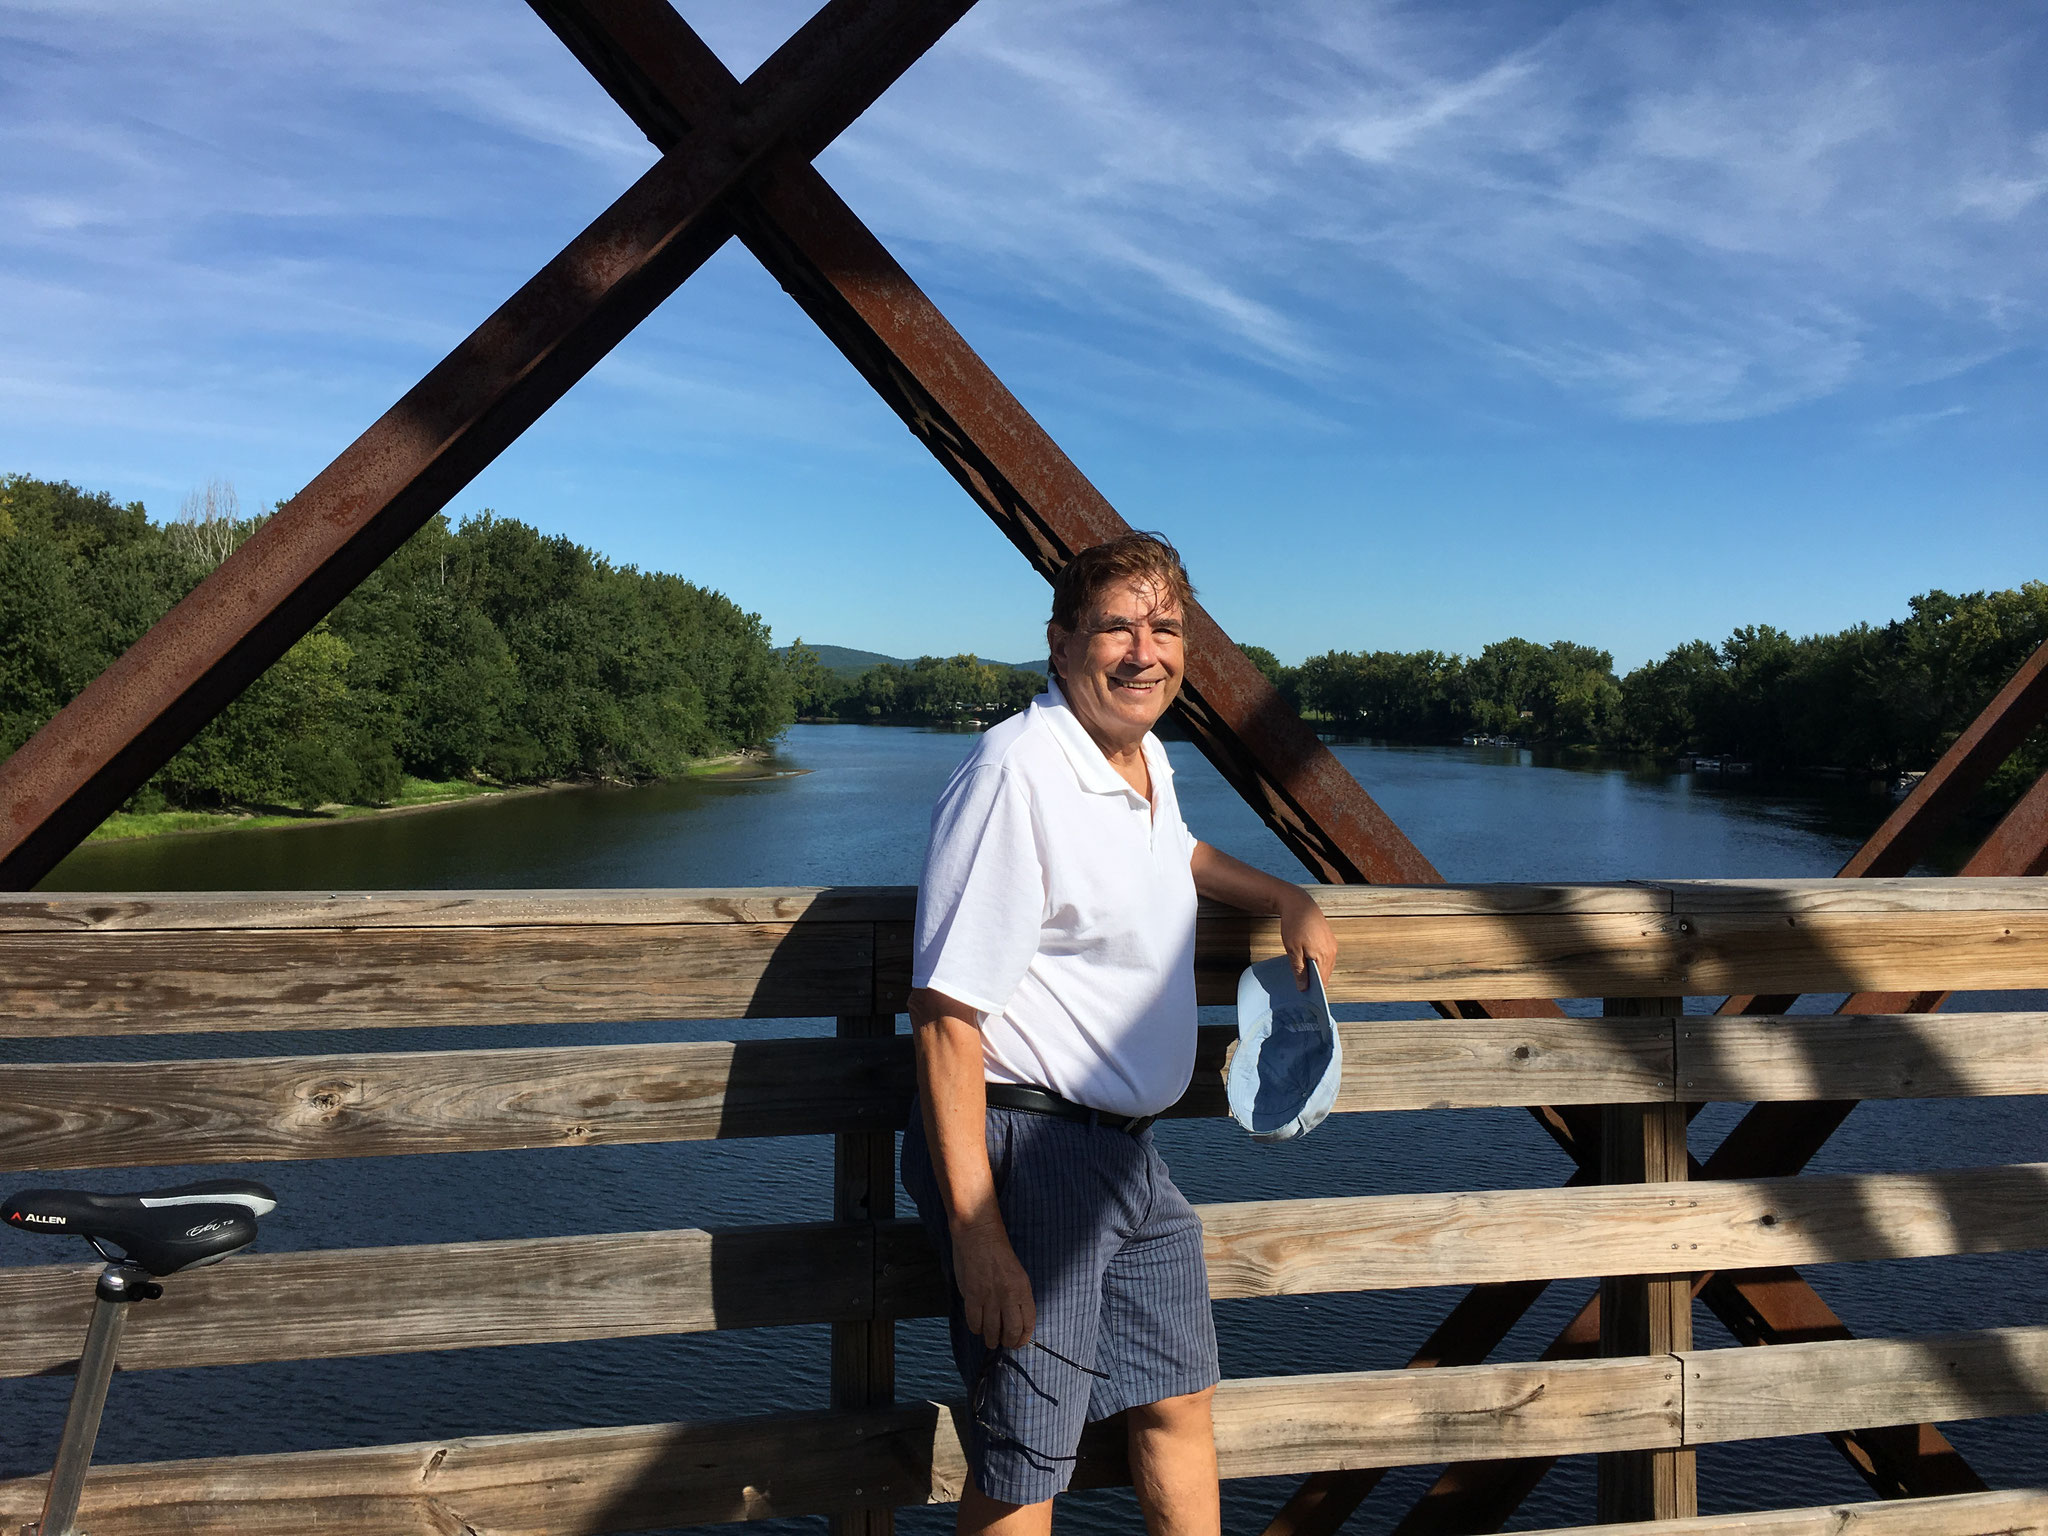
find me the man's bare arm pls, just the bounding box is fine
[1189,842,1338,989]
[908,986,1037,1349]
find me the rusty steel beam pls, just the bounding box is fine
[526,0,1441,887]
[1708,755,2048,1184]
[0,0,979,890]
[1354,659,2048,1534]
[1956,751,2048,878]
[1726,633,2048,1016]
[1397,1262,1985,1533]
[1841,635,2048,878]
[1389,1251,1991,1536]
[1699,765,2048,1193]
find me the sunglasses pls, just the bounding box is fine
[970,1339,1110,1467]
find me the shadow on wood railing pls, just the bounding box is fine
[0,878,2045,1536]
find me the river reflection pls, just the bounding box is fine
[14,724,2040,1534]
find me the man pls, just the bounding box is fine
[903,532,1337,1536]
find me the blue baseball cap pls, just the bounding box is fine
[1228,954,1343,1143]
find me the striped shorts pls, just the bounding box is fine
[901,1101,1220,1506]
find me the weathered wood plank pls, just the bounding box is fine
[0,888,916,932]
[1679,911,2048,997]
[2,1331,2036,1532]
[1513,1489,2048,1535]
[0,922,878,1036]
[1684,1325,2048,1443]
[9,887,2047,1037]
[13,877,2036,936]
[0,882,1674,935]
[1198,912,1690,1003]
[1180,1017,1670,1117]
[873,920,912,1015]
[1192,1163,2048,1300]
[0,1224,871,1378]
[1661,878,2048,914]
[3,911,1691,1031]
[831,1013,897,1536]
[11,1165,2044,1377]
[0,1019,1669,1172]
[0,1357,1684,1535]
[1321,1018,1674,1110]
[1597,994,1696,1522]
[0,1038,917,1171]
[17,1011,2048,1173]
[1679,1014,2048,1101]
[0,1403,966,1536]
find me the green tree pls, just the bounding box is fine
[0,477,796,816]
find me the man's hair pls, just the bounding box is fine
[1048,532,1196,638]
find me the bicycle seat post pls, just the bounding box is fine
[33,1262,161,1536]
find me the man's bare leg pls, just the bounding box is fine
[957,1473,1053,1536]
[1128,1387,1221,1536]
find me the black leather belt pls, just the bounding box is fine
[985,1082,1157,1136]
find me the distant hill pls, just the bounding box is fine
[779,644,1045,680]
[787,644,901,678]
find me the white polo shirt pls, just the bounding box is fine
[912,681,1200,1118]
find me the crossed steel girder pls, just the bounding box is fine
[525,0,1449,890]
[0,3,2043,1529]
[0,0,980,888]
[0,0,1445,894]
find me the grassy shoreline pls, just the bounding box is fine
[85,753,781,845]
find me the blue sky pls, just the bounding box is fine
[4,0,2045,671]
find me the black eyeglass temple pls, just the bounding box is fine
[970,1340,1111,1464]
[1028,1339,1110,1379]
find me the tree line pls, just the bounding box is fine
[0,474,796,812]
[782,646,1043,724]
[1251,582,2048,801]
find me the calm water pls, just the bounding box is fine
[8,726,2043,1533]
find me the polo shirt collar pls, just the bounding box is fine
[1035,677,1174,799]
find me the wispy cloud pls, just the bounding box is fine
[3,0,2045,491]
[824,0,2048,424]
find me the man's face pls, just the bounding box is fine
[1048,575,1187,751]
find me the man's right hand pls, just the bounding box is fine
[911,986,1039,1352]
[952,1212,1036,1349]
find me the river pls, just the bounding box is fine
[8,724,2043,1533]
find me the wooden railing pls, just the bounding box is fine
[1,879,2045,1536]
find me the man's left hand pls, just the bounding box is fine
[1278,887,1338,991]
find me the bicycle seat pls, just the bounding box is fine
[3,1179,278,1276]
